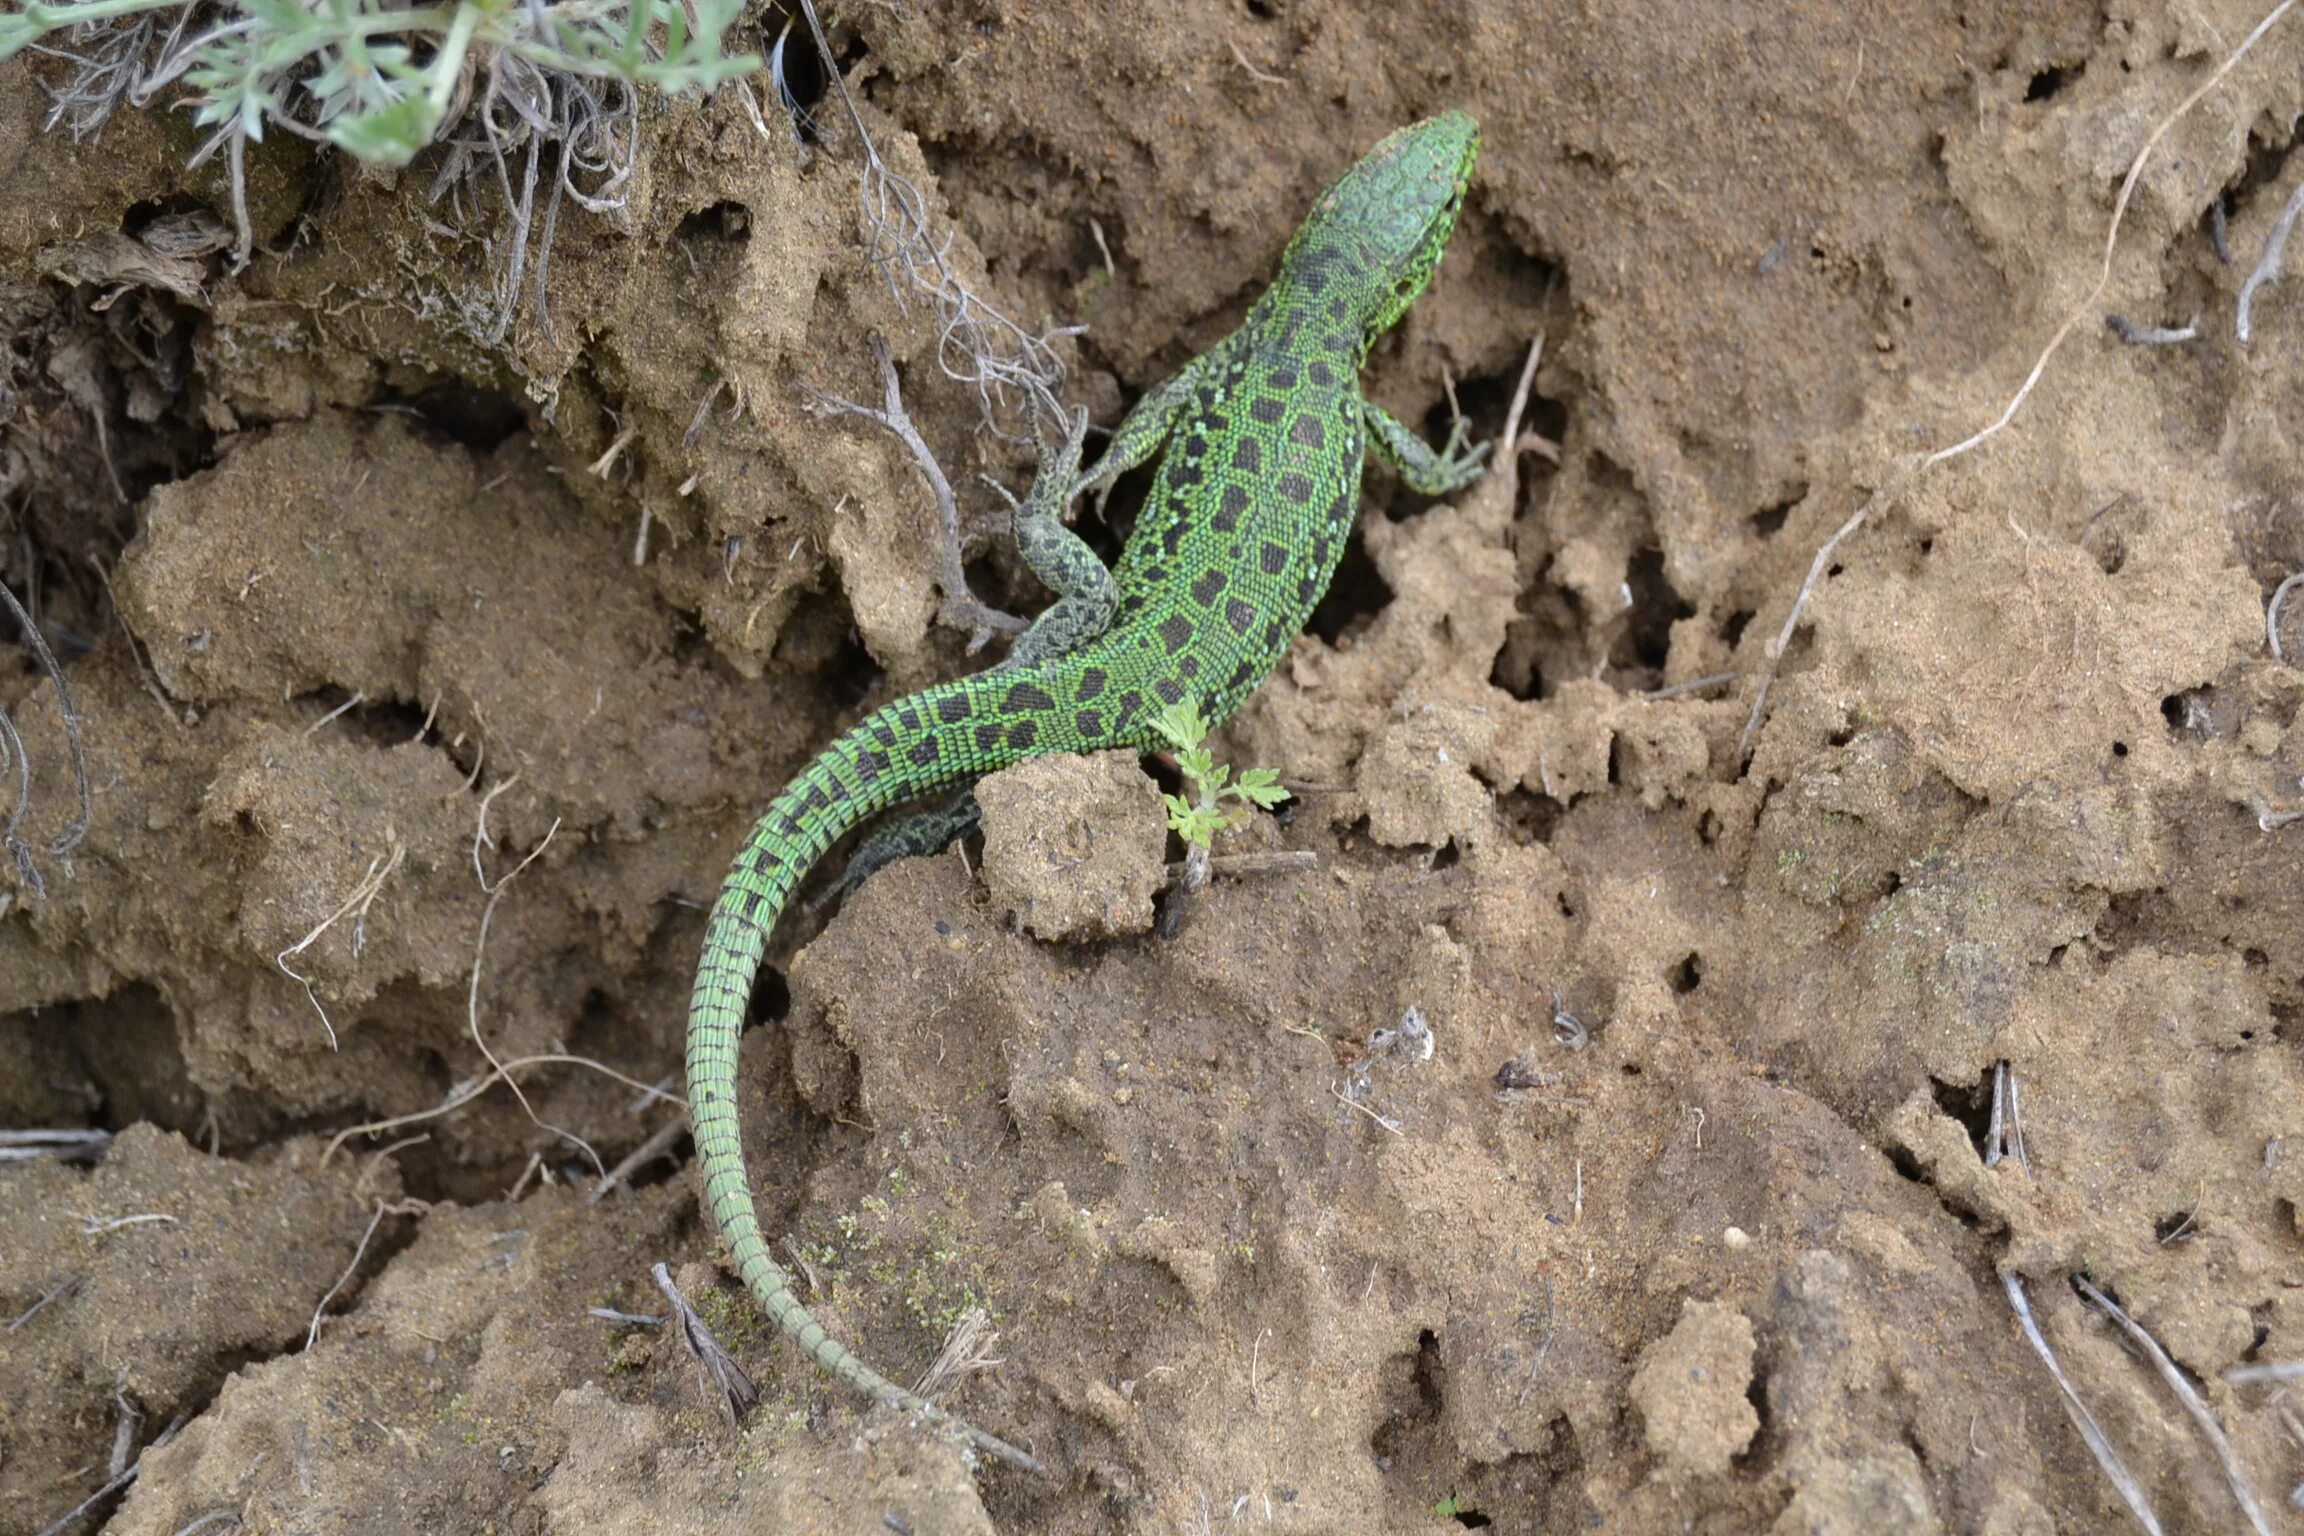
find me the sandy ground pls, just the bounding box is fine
[6,2,2304,1531]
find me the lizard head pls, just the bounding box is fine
[1280,111,1479,346]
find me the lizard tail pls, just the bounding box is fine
[685,700,1046,1474]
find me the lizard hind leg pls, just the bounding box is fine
[811,788,982,912]
[813,410,1106,916]
[994,406,1120,672]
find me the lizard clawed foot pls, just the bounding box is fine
[1432,413,1494,494]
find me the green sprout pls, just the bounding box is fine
[1151,697,1288,851]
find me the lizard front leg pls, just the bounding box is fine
[1069,351,1217,515]
[1362,398,1492,496]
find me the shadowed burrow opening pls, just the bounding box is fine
[2024,62,2076,102]
[565,987,693,1194]
[120,191,229,247]
[1731,1364,1774,1472]
[1928,1072,1994,1158]
[1488,583,1571,701]
[1306,531,1393,645]
[2155,1207,2203,1245]
[1668,953,1702,994]
[1611,545,1694,681]
[769,586,884,719]
[0,998,107,1132]
[2228,128,2304,219]
[2080,492,2146,576]
[676,199,754,246]
[2231,496,2304,589]
[2161,688,2216,740]
[2246,1303,2276,1361]
[287,687,435,748]
[745,966,792,1029]
[373,374,528,451]
[1370,1327,1446,1470]
[1495,786,1565,846]
[761,6,831,138]
[58,984,204,1136]
[14,264,215,521]
[1750,484,1804,539]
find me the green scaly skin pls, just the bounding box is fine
[686,112,1489,1474]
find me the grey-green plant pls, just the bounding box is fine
[4,0,756,169]
[7,0,758,298]
[1151,697,1288,851]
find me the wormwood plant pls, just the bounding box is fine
[1152,698,1287,852]
[5,0,757,298]
[4,0,754,166]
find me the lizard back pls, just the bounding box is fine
[685,110,1482,1475]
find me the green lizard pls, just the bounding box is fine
[686,111,1489,1474]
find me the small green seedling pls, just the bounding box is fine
[1151,697,1288,850]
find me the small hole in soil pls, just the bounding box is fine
[1733,1371,1772,1470]
[1720,609,1753,647]
[745,967,790,1029]
[2161,690,2215,737]
[2245,947,2269,968]
[1669,953,1702,993]
[2156,1210,2199,1243]
[1697,808,1722,846]
[770,23,829,123]
[121,192,221,241]
[676,200,753,244]
[1620,1062,1642,1077]
[1556,892,1577,920]
[381,377,527,451]
[1605,737,1624,786]
[1306,535,1393,644]
[290,688,434,747]
[2111,740,2129,758]
[1244,0,1278,17]
[1750,489,1801,538]
[1429,839,1462,872]
[1917,537,1933,555]
[1498,788,1563,845]
[1619,546,1694,673]
[1446,1505,1492,1530]
[1930,1074,1994,1156]
[2024,64,2075,102]
[1826,563,1844,578]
